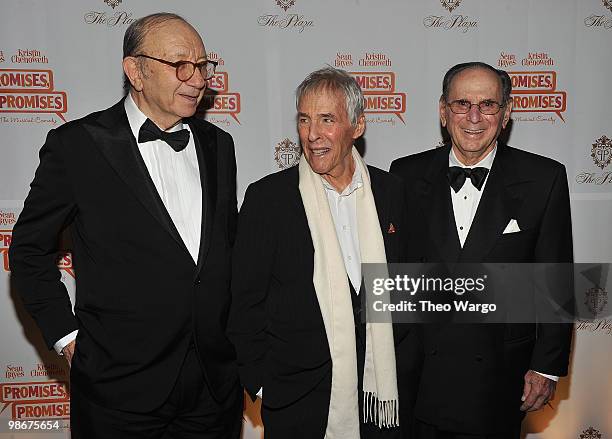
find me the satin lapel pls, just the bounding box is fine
[189,119,217,274]
[420,146,462,262]
[460,146,522,261]
[83,100,189,255]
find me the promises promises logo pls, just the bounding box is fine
[197,51,241,126]
[0,68,68,122]
[0,381,69,421]
[0,230,74,278]
[500,51,568,124]
[334,51,407,126]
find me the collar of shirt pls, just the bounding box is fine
[449,143,497,170]
[321,163,364,197]
[124,93,189,141]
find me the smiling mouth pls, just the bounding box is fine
[310,148,330,156]
[463,129,485,135]
[179,94,199,102]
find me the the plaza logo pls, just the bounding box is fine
[423,0,478,33]
[440,0,462,13]
[335,51,407,126]
[579,427,602,439]
[584,287,608,318]
[197,51,241,127]
[274,138,301,170]
[591,135,612,169]
[104,0,122,8]
[84,0,136,27]
[576,135,612,186]
[584,0,612,28]
[276,0,295,11]
[257,0,314,32]
[0,68,68,124]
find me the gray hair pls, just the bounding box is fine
[441,61,512,105]
[296,66,365,126]
[122,12,187,94]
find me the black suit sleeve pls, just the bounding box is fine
[223,131,238,247]
[228,182,276,400]
[9,129,79,349]
[530,164,573,376]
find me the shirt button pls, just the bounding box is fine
[343,225,348,231]
[459,226,464,230]
[464,196,468,200]
[348,256,352,261]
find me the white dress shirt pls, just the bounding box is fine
[54,94,202,354]
[322,165,364,292]
[448,145,557,382]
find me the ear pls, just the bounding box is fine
[123,57,143,92]
[439,98,447,127]
[352,113,366,139]
[501,98,513,129]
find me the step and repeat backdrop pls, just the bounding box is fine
[1,1,611,438]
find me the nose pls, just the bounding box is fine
[186,66,206,89]
[467,103,483,123]
[308,121,320,142]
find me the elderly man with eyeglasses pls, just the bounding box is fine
[9,12,242,438]
[390,62,573,439]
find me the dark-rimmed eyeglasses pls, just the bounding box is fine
[446,99,505,115]
[134,54,218,81]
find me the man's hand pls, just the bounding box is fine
[61,340,76,368]
[520,370,556,411]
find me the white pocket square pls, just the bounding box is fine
[503,219,521,234]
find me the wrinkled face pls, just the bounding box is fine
[440,67,512,165]
[124,19,207,129]
[297,88,365,190]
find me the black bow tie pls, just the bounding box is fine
[447,166,489,192]
[138,118,190,152]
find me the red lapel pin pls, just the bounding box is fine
[387,223,396,234]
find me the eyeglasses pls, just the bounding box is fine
[446,99,505,115]
[134,54,218,81]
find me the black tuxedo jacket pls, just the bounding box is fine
[228,165,420,435]
[390,144,573,434]
[9,99,239,412]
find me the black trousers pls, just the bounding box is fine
[70,346,243,439]
[413,419,521,439]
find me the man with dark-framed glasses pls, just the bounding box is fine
[390,61,573,438]
[10,12,242,438]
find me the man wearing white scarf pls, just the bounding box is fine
[229,67,420,438]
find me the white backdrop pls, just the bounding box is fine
[1,1,611,438]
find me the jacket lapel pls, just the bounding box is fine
[84,99,190,257]
[419,146,462,262]
[459,145,524,261]
[188,118,217,274]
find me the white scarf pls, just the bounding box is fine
[298,147,399,438]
